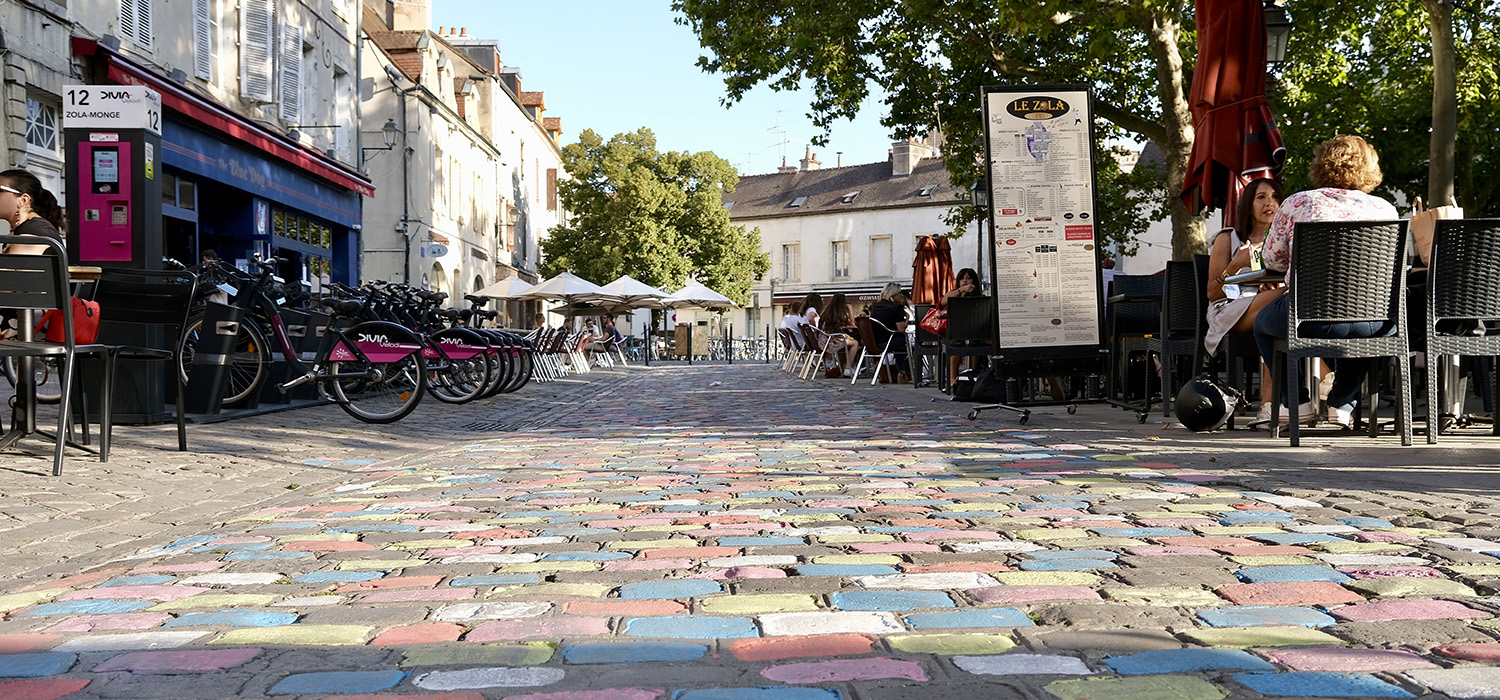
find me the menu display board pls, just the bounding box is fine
[983,86,1103,352]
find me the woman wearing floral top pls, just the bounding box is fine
[1252,135,1400,429]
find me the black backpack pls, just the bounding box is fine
[954,367,1008,403]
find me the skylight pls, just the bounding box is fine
[840,190,860,204]
[790,196,807,207]
[724,202,735,210]
[918,186,936,197]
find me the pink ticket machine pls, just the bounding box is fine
[62,85,163,268]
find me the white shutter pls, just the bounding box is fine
[239,0,274,101]
[193,0,212,80]
[278,22,303,123]
[118,0,138,45]
[136,0,153,49]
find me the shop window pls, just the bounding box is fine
[25,98,58,152]
[831,240,850,280]
[161,172,177,207]
[178,178,196,211]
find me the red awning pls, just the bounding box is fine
[73,38,375,198]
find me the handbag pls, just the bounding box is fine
[34,298,101,344]
[1410,197,1464,266]
[918,306,948,336]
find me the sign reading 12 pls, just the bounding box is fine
[65,87,161,132]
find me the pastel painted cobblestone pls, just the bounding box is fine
[6,365,1500,699]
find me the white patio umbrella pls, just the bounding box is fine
[663,281,738,309]
[600,275,672,309]
[472,276,534,299]
[517,271,618,305]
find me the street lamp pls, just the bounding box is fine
[362,118,401,155]
[1263,1,1293,64]
[971,181,989,274]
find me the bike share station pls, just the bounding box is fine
[965,85,1110,423]
[61,85,331,423]
[61,84,170,424]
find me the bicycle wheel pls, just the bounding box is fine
[425,328,490,404]
[325,322,426,423]
[176,312,270,406]
[502,347,534,393]
[2,356,64,404]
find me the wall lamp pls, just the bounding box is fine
[361,118,402,155]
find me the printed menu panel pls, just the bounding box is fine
[984,88,1101,348]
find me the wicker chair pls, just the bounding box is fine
[1106,274,1164,407]
[1143,261,1200,416]
[1269,220,1412,446]
[1423,218,1500,443]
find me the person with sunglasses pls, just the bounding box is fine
[1,169,69,340]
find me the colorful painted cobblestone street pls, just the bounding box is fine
[6,365,1500,698]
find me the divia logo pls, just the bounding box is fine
[359,333,392,344]
[1007,97,1070,120]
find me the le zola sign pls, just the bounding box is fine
[63,85,162,135]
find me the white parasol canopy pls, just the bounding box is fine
[600,275,672,309]
[472,276,535,299]
[517,271,618,305]
[664,281,738,309]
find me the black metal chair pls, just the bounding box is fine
[1269,220,1412,446]
[911,303,941,387]
[1423,218,1500,443]
[1144,261,1201,416]
[0,235,103,475]
[944,296,995,381]
[1106,274,1164,411]
[89,268,197,462]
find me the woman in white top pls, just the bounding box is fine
[800,292,823,329]
[1204,177,1283,427]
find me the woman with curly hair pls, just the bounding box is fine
[1253,135,1399,429]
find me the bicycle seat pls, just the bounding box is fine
[465,294,491,306]
[321,298,364,317]
[434,308,463,321]
[415,290,447,303]
[479,310,499,320]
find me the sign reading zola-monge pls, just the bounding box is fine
[63,85,162,135]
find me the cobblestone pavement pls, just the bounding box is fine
[4,364,1500,698]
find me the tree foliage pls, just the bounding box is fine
[675,0,1202,258]
[542,128,769,305]
[1274,0,1500,216]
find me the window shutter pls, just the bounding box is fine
[193,0,212,79]
[239,0,274,101]
[546,169,557,212]
[278,22,303,123]
[119,0,138,45]
[136,0,154,49]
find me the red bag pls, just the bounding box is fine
[34,298,101,344]
[918,306,948,336]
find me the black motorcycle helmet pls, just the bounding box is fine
[1176,376,1239,432]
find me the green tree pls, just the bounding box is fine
[675,0,1199,258]
[1275,0,1499,216]
[542,128,769,305]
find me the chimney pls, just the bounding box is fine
[798,146,821,172]
[891,137,933,178]
[460,27,468,36]
[777,157,797,174]
[394,0,430,31]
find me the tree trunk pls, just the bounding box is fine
[1424,0,1458,207]
[1146,10,1205,260]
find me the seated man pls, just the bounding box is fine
[589,314,626,356]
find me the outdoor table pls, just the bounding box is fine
[1224,268,1284,286]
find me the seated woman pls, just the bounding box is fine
[1205,177,1285,428]
[867,282,910,381]
[943,267,983,391]
[1253,135,1399,429]
[818,292,860,376]
[1,169,67,341]
[800,292,823,330]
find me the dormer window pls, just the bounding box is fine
[918,186,936,197]
[724,202,735,211]
[789,196,807,207]
[840,190,860,204]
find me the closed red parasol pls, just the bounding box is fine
[911,235,955,306]
[1181,0,1288,223]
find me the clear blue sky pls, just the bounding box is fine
[431,1,894,176]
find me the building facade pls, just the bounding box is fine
[68,0,371,283]
[725,138,981,337]
[360,2,565,323]
[0,0,74,198]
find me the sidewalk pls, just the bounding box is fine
[2,364,1500,698]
